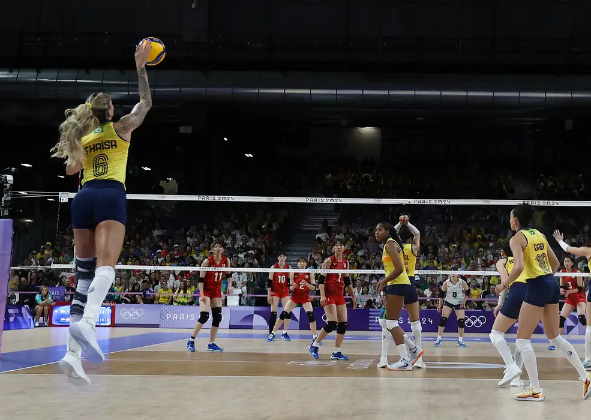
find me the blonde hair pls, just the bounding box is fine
[51,92,112,163]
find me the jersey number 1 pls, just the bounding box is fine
[93,154,109,177]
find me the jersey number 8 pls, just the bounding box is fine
[93,154,109,177]
[452,291,457,298]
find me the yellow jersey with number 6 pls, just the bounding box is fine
[81,122,129,186]
[382,238,410,286]
[519,228,552,280]
[504,257,527,286]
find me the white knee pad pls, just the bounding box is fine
[385,319,399,331]
[549,335,567,350]
[378,318,387,329]
[489,330,505,347]
[516,338,533,354]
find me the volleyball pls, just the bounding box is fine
[140,37,166,66]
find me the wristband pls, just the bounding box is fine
[558,240,569,252]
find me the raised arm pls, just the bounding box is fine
[114,42,153,140]
[553,229,591,259]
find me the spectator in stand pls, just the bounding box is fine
[34,286,52,327]
[156,280,173,305]
[173,279,195,305]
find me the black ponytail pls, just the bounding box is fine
[512,203,535,228]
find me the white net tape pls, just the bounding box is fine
[9,264,590,277]
[50,192,580,206]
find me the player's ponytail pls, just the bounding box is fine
[51,92,111,163]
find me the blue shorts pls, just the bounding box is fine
[71,180,127,229]
[444,301,462,310]
[500,282,527,320]
[384,283,418,305]
[523,274,560,308]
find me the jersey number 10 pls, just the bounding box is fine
[277,275,286,283]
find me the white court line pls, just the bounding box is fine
[1,373,584,383]
[0,339,186,374]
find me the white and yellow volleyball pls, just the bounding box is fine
[140,37,166,66]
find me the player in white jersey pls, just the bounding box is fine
[436,272,469,347]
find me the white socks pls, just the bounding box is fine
[67,313,83,357]
[549,335,588,379]
[410,320,422,348]
[516,339,541,390]
[83,266,115,325]
[586,326,591,362]
[379,319,390,360]
[397,344,409,361]
[489,330,515,367]
[514,345,523,369]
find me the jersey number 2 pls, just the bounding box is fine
[93,154,109,177]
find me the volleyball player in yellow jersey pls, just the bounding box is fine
[552,229,591,371]
[50,42,153,385]
[501,204,590,401]
[375,222,424,371]
[489,244,527,388]
[377,215,425,369]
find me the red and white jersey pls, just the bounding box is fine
[204,256,229,287]
[562,269,583,294]
[291,273,312,300]
[272,263,291,295]
[324,255,348,297]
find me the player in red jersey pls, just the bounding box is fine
[308,240,356,360]
[187,241,231,353]
[547,256,587,350]
[268,257,318,342]
[267,252,293,340]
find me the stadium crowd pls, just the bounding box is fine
[10,204,288,323]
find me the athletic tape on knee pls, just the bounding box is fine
[336,322,347,335]
[559,316,567,328]
[489,330,505,347]
[198,311,210,324]
[211,307,222,327]
[323,321,337,333]
[385,319,399,330]
[578,315,587,327]
[457,318,465,329]
[279,311,291,320]
[439,317,448,328]
[307,311,315,323]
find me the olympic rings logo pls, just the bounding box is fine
[464,316,487,328]
[267,197,274,201]
[120,308,144,319]
[374,199,382,204]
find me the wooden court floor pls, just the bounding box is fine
[0,328,589,420]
